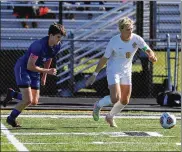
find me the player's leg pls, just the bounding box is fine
[92,73,120,121]
[30,74,40,106]
[109,85,131,115]
[105,83,121,127]
[92,95,112,121]
[31,88,40,105]
[6,61,30,127]
[7,87,40,127]
[3,61,24,107]
[6,63,40,127]
[7,87,32,127]
[105,76,132,127]
[2,88,22,107]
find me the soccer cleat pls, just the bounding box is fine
[6,116,21,127]
[92,101,101,121]
[3,88,14,107]
[105,114,118,127]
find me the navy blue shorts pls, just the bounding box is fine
[14,60,40,90]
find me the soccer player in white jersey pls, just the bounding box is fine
[86,17,157,127]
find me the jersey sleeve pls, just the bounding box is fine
[136,35,151,52]
[103,39,113,58]
[29,41,42,57]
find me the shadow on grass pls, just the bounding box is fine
[1,127,56,130]
[61,126,101,129]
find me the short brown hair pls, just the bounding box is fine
[48,22,66,36]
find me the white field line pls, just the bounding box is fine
[1,123,29,152]
[1,114,181,119]
[145,132,163,137]
[11,131,162,137]
[0,141,175,145]
[176,143,181,146]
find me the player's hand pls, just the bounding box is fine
[86,75,96,87]
[47,68,57,75]
[149,54,157,63]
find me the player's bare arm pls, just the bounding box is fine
[145,49,157,63]
[86,56,108,86]
[94,56,108,73]
[41,58,53,85]
[27,53,57,75]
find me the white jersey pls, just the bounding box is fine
[104,33,150,76]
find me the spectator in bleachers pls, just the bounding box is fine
[2,22,66,127]
[13,1,55,28]
[64,2,75,20]
[13,1,39,28]
[38,1,56,19]
[84,1,106,19]
[64,1,106,20]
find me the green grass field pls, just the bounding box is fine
[1,110,181,151]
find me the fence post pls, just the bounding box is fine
[136,1,143,37]
[59,1,63,24]
[149,1,157,48]
[166,33,172,91]
[69,31,75,96]
[148,1,157,97]
[174,35,179,91]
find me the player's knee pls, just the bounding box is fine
[111,96,121,104]
[121,99,129,105]
[31,99,39,105]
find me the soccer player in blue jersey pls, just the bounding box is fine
[3,22,66,127]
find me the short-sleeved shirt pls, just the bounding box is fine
[104,33,150,76]
[17,36,61,72]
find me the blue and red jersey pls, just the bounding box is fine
[18,36,61,68]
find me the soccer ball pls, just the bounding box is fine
[160,112,176,129]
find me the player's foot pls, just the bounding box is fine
[92,101,101,121]
[6,116,21,127]
[105,114,117,127]
[3,88,14,107]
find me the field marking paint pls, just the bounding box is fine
[1,114,181,119]
[11,131,163,137]
[176,143,181,146]
[0,142,176,145]
[1,123,29,151]
[91,141,169,145]
[146,132,163,137]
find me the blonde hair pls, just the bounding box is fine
[118,17,134,32]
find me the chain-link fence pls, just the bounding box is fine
[0,35,181,98]
[0,1,181,99]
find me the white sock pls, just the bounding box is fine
[97,95,112,107]
[109,101,126,117]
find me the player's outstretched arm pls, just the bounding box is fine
[86,56,108,86]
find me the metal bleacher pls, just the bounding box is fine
[1,1,136,96]
[1,1,181,96]
[1,1,180,50]
[1,1,136,49]
[55,2,136,96]
[156,1,181,48]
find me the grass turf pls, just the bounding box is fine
[1,110,181,151]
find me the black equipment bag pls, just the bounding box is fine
[157,91,181,107]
